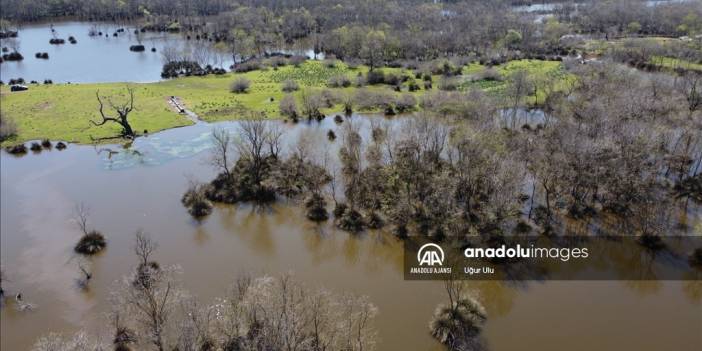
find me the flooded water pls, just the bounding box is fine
[0,22,324,84]
[1,116,701,350]
[0,21,233,83]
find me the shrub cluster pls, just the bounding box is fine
[2,52,23,61]
[74,231,107,255]
[230,77,251,93]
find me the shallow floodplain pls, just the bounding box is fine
[1,117,701,351]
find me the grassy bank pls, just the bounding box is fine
[0,59,569,145]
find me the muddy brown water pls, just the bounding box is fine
[1,116,701,350]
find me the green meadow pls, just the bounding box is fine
[0,59,570,145]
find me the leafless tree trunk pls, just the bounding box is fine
[91,87,136,137]
[210,128,233,178]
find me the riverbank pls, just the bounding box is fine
[0,59,570,145]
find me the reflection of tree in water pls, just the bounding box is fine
[624,280,662,296]
[467,281,518,318]
[682,278,702,303]
[342,232,361,264]
[95,144,146,169]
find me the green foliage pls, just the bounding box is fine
[503,29,522,48]
[268,61,351,86]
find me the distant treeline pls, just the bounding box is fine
[0,0,700,63]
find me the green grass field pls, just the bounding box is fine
[1,59,570,145]
[650,56,702,72]
[460,59,575,104]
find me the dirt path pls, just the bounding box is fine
[167,96,203,123]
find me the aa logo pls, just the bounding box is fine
[417,243,444,266]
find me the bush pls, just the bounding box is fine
[268,56,288,67]
[395,94,417,113]
[2,52,23,61]
[384,105,396,115]
[407,79,420,92]
[323,59,338,68]
[337,207,365,232]
[30,142,42,152]
[432,60,462,76]
[161,61,204,78]
[289,55,307,67]
[281,79,299,92]
[366,212,384,229]
[182,183,214,218]
[5,144,26,154]
[230,77,251,93]
[354,74,366,87]
[383,72,401,86]
[327,75,351,88]
[333,203,348,218]
[354,88,395,111]
[478,67,503,81]
[233,61,262,73]
[74,231,107,255]
[430,297,487,348]
[367,70,386,85]
[438,77,459,91]
[319,89,338,108]
[305,193,328,221]
[346,58,361,69]
[279,94,299,121]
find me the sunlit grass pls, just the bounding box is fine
[0,59,571,145]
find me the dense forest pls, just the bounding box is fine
[2,0,701,61]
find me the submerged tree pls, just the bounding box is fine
[113,231,182,351]
[91,87,136,138]
[72,202,106,255]
[39,232,379,351]
[430,276,487,350]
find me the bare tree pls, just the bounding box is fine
[32,331,105,351]
[161,44,182,64]
[299,89,324,120]
[91,87,136,138]
[73,202,90,236]
[134,230,157,266]
[677,73,702,117]
[505,70,533,129]
[114,232,181,351]
[235,114,283,184]
[210,128,233,178]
